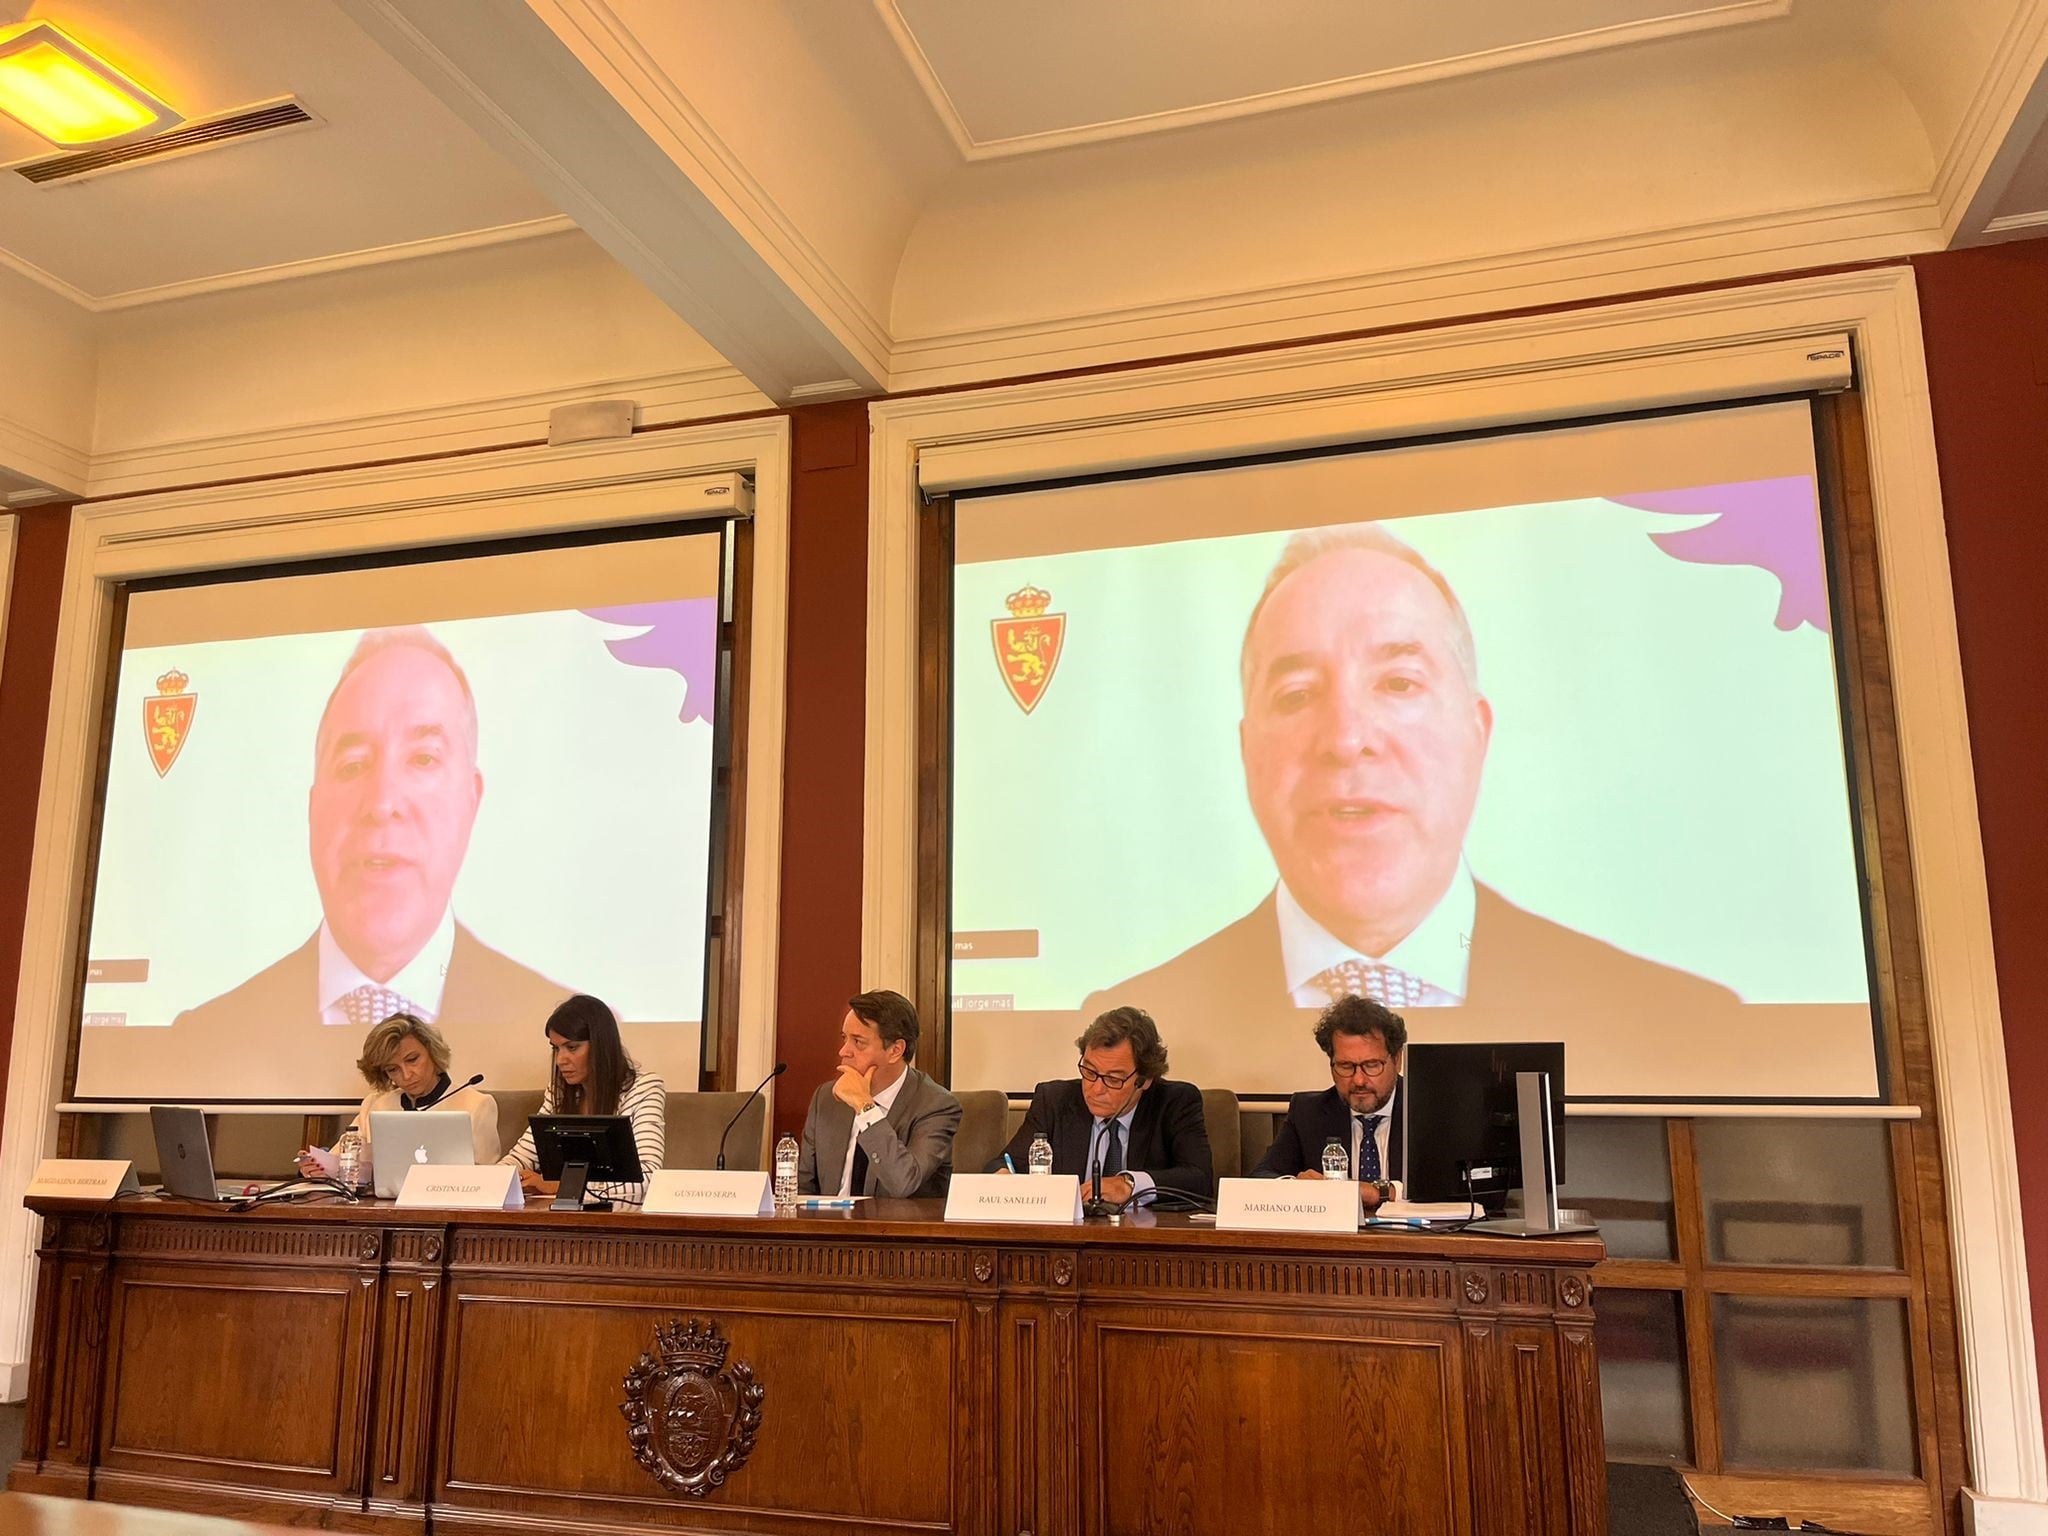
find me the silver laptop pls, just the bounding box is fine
[151,1105,226,1201]
[369,1111,476,1198]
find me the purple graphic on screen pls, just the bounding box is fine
[580,600,720,724]
[1610,477,1829,635]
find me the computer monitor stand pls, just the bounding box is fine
[1468,1071,1598,1238]
[550,1162,612,1212]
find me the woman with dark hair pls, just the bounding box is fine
[500,995,665,1203]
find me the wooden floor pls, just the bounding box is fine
[0,1495,298,1535]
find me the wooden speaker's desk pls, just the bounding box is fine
[11,1194,1606,1536]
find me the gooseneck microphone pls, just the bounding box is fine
[718,1062,787,1170]
[414,1073,483,1110]
[1083,1152,1118,1218]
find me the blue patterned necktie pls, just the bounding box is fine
[1355,1113,1385,1183]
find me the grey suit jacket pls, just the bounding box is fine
[796,1066,962,1199]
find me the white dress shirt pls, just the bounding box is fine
[1277,866,1475,1007]
[317,908,457,1025]
[839,1068,908,1196]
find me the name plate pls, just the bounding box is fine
[27,1159,139,1201]
[642,1170,775,1217]
[944,1172,1081,1225]
[396,1164,523,1210]
[1216,1176,1360,1233]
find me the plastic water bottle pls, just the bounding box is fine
[1321,1139,1349,1180]
[773,1134,799,1206]
[334,1128,366,1191]
[1027,1134,1053,1175]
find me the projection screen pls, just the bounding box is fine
[75,531,725,1103]
[949,399,1879,1101]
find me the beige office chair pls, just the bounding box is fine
[1200,1088,1242,1183]
[494,1089,546,1161]
[952,1090,1012,1177]
[663,1090,767,1170]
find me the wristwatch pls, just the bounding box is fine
[1370,1180,1394,1202]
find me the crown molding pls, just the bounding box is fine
[0,408,89,499]
[536,0,895,375]
[1933,0,2048,240]
[0,216,579,317]
[876,0,1793,162]
[885,189,1942,390]
[1984,207,2048,234]
[83,363,768,498]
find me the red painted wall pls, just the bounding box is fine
[1913,239,2048,1445]
[770,403,872,1138]
[0,507,73,1120]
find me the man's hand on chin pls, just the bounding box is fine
[832,1065,877,1115]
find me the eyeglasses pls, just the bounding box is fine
[1077,1060,1138,1089]
[1332,1059,1393,1080]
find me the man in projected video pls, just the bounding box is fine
[1086,523,1734,1033]
[173,626,570,1046]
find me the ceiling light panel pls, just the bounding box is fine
[0,21,181,147]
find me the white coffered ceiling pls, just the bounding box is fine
[1,0,2046,397]
[0,0,562,308]
[878,0,1797,157]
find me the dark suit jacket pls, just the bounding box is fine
[172,923,572,1068]
[796,1066,962,1199]
[994,1078,1214,1198]
[1252,1083,1406,1181]
[1082,885,1739,1085]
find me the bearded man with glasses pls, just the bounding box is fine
[1251,995,1408,1212]
[992,1006,1213,1205]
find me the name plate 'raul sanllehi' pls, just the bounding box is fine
[944,1173,1083,1224]
[1215,1176,1361,1233]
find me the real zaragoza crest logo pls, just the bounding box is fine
[991,585,1065,714]
[143,668,196,777]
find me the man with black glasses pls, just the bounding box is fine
[992,1006,1214,1204]
[1252,994,1407,1212]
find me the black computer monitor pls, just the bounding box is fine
[1402,1042,1566,1209]
[531,1114,643,1211]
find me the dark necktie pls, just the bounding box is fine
[1356,1114,1385,1183]
[849,1139,870,1196]
[1099,1119,1125,1176]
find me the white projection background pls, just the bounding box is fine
[76,533,724,1102]
[950,401,1877,1100]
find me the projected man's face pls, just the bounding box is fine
[1240,548,1492,958]
[310,644,483,982]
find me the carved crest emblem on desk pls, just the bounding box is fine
[621,1317,763,1497]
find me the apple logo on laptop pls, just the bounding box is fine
[413,1145,429,1164]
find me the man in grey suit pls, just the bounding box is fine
[797,989,962,1199]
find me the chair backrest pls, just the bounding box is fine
[664,1091,765,1171]
[1200,1088,1243,1182]
[1237,1107,1281,1176]
[952,1090,1011,1177]
[494,1089,546,1160]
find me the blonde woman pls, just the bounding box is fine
[298,1013,500,1178]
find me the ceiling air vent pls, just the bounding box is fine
[10,98,315,186]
